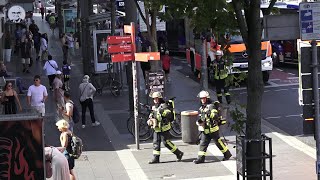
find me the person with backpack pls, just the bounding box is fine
[43,55,58,90]
[48,13,56,34]
[62,60,71,91]
[146,91,184,164]
[56,120,77,180]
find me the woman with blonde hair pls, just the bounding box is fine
[56,120,76,180]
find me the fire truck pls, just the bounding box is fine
[184,19,273,83]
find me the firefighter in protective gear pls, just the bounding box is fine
[147,92,184,164]
[194,90,232,164]
[214,50,231,104]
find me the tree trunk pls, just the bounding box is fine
[149,9,160,71]
[245,0,264,179]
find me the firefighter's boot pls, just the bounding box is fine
[193,156,205,164]
[148,155,160,164]
[174,149,184,162]
[222,150,232,161]
[218,96,223,103]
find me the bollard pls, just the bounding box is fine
[181,110,199,144]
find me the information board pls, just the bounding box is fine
[299,2,320,40]
[147,71,165,97]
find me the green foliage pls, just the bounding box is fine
[229,105,246,135]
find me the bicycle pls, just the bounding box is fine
[90,63,122,97]
[127,102,154,141]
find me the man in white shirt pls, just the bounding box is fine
[43,55,58,90]
[27,75,48,116]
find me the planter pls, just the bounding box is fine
[236,134,273,180]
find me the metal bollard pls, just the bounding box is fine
[181,110,199,144]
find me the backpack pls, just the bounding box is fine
[62,65,71,75]
[71,102,80,124]
[165,100,176,121]
[49,16,56,24]
[69,134,83,159]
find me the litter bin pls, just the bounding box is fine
[181,110,199,144]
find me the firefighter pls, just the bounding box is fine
[213,50,231,104]
[194,90,232,164]
[147,92,184,164]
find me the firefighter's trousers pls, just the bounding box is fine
[215,78,231,103]
[153,130,178,155]
[198,130,231,157]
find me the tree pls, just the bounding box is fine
[231,0,276,179]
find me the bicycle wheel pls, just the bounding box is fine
[130,116,153,141]
[127,115,134,135]
[170,116,182,137]
[110,80,122,96]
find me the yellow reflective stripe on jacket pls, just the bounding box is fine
[217,93,223,97]
[210,109,218,119]
[198,151,206,156]
[204,125,219,134]
[224,92,231,96]
[162,109,171,116]
[221,120,226,125]
[154,123,171,132]
[153,150,160,155]
[218,138,228,153]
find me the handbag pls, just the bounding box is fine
[79,83,89,102]
[75,42,79,49]
[45,147,53,178]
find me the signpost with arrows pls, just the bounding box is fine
[108,22,160,149]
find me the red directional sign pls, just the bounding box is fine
[107,36,132,45]
[108,44,132,53]
[111,53,133,62]
[135,52,160,62]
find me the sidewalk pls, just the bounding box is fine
[29,14,318,180]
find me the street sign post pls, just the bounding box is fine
[299,2,320,178]
[108,23,160,149]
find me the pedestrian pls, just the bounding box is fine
[213,50,231,104]
[29,20,39,36]
[193,90,232,164]
[44,146,71,180]
[62,60,71,91]
[56,120,77,180]
[79,75,100,129]
[53,71,64,120]
[40,3,45,20]
[146,92,184,164]
[48,13,56,34]
[39,33,48,61]
[3,31,12,63]
[140,46,151,80]
[43,55,58,90]
[162,50,171,82]
[14,25,22,54]
[66,32,75,63]
[61,34,69,62]
[20,38,32,73]
[33,31,41,61]
[1,81,22,114]
[27,75,48,116]
[59,92,74,132]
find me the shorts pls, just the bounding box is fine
[33,105,45,116]
[22,58,30,64]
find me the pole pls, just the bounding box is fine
[201,39,208,90]
[130,23,140,149]
[312,40,320,179]
[80,0,91,74]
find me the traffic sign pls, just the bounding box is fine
[111,54,133,62]
[108,44,132,53]
[299,2,320,40]
[107,36,132,45]
[135,52,160,62]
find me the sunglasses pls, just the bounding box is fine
[34,79,40,82]
[7,85,12,87]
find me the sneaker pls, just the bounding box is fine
[82,125,86,129]
[92,121,101,127]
